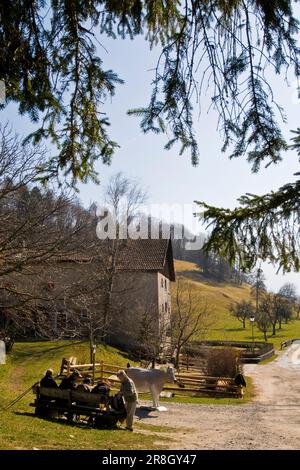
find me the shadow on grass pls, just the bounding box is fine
[11,341,87,359]
[10,341,137,363]
[13,411,123,431]
[223,328,247,332]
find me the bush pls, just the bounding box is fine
[206,348,240,378]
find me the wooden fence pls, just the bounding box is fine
[281,338,300,350]
[60,357,243,398]
[183,340,275,364]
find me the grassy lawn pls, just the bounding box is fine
[0,341,168,450]
[257,354,278,365]
[0,409,169,450]
[2,260,292,450]
[0,340,257,449]
[174,259,300,350]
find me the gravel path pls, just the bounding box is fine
[136,344,300,450]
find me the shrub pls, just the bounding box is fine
[206,348,240,378]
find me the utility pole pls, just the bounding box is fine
[250,315,255,353]
[92,344,96,385]
[252,267,263,354]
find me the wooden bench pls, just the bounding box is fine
[31,386,126,428]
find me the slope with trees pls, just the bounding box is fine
[175,260,300,349]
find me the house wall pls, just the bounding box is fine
[157,272,172,349]
[107,271,160,351]
[109,271,173,354]
[5,259,173,355]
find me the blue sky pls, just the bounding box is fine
[2,33,300,291]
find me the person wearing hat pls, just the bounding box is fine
[59,369,82,390]
[116,370,138,431]
[40,369,58,389]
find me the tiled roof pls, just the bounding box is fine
[54,239,175,280]
[116,238,172,272]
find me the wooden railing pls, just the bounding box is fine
[281,338,300,350]
[60,358,243,398]
[184,340,275,363]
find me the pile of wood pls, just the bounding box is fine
[169,371,242,398]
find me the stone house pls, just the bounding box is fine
[108,238,176,353]
[25,238,176,355]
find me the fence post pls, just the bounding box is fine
[92,344,96,385]
[100,360,104,381]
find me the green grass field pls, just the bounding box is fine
[0,340,256,449]
[2,260,292,450]
[0,341,170,450]
[174,259,300,350]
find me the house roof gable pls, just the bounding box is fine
[116,238,175,281]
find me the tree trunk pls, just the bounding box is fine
[272,323,276,336]
[90,333,94,364]
[175,347,181,369]
[264,331,268,342]
[101,240,119,342]
[243,318,246,329]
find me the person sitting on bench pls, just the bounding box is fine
[91,381,110,395]
[76,377,91,392]
[59,369,82,390]
[40,369,58,388]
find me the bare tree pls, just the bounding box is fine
[273,292,294,330]
[295,297,300,321]
[104,172,147,230]
[171,279,212,368]
[229,300,255,329]
[137,298,170,364]
[278,283,297,302]
[253,289,295,340]
[97,173,147,341]
[0,141,151,354]
[0,125,90,348]
[276,283,298,326]
[63,273,106,362]
[254,291,281,340]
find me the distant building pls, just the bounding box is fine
[109,238,175,353]
[38,238,176,356]
[4,238,175,356]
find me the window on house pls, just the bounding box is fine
[165,327,171,337]
[161,304,164,312]
[165,302,168,312]
[165,279,167,289]
[161,278,163,288]
[81,310,88,320]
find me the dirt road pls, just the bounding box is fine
[138,343,300,449]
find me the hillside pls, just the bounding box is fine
[173,259,300,349]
